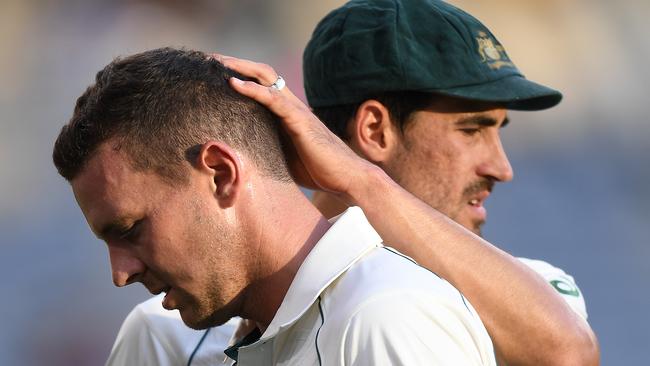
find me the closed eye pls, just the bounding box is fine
[460,128,481,136]
[119,220,142,241]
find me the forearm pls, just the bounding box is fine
[345,167,599,366]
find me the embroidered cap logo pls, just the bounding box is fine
[476,31,515,70]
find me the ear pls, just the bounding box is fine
[195,141,243,208]
[347,100,402,164]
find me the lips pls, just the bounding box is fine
[149,286,169,296]
[466,190,490,222]
[145,281,170,295]
[143,279,176,309]
[468,190,490,207]
[162,287,176,310]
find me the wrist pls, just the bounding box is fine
[341,164,394,208]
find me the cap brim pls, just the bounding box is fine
[432,75,562,111]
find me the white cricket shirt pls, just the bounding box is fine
[228,207,496,365]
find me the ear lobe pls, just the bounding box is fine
[197,142,241,208]
[348,100,401,164]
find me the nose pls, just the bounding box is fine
[108,245,145,287]
[477,133,514,182]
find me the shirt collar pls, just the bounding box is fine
[260,206,382,341]
[224,327,262,362]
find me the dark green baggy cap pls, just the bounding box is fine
[303,0,562,110]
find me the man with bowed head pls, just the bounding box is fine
[54,47,501,365]
[106,0,599,365]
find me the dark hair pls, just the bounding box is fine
[312,91,435,140]
[53,47,291,184]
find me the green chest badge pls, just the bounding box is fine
[550,279,580,297]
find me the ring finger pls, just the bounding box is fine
[215,55,279,87]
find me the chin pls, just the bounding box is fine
[472,222,484,237]
[460,219,483,236]
[180,308,232,330]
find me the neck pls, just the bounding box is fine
[312,190,349,218]
[239,184,331,328]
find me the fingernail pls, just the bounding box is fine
[230,77,244,85]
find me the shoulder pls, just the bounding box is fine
[317,247,495,365]
[517,257,589,319]
[334,291,495,366]
[107,295,237,366]
[332,246,473,308]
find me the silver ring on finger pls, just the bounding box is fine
[270,76,286,91]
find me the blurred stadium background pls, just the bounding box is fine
[1,0,648,364]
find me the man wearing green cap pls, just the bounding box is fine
[299,0,597,364]
[106,1,599,365]
[223,0,600,358]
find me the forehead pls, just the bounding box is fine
[70,143,161,234]
[407,96,509,129]
[426,95,506,114]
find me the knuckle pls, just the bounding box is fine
[268,88,280,99]
[258,62,275,75]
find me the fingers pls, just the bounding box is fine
[219,56,278,87]
[217,55,300,101]
[209,53,280,88]
[228,75,321,188]
[229,77,305,127]
[208,53,225,63]
[218,55,367,195]
[228,74,337,143]
[215,54,311,135]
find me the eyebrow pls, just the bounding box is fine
[455,115,510,128]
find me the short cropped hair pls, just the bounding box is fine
[53,47,291,184]
[312,91,435,140]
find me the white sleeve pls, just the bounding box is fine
[517,257,588,320]
[341,293,496,366]
[106,303,181,366]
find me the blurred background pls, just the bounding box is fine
[1,0,648,364]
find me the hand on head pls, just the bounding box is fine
[214,54,380,204]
